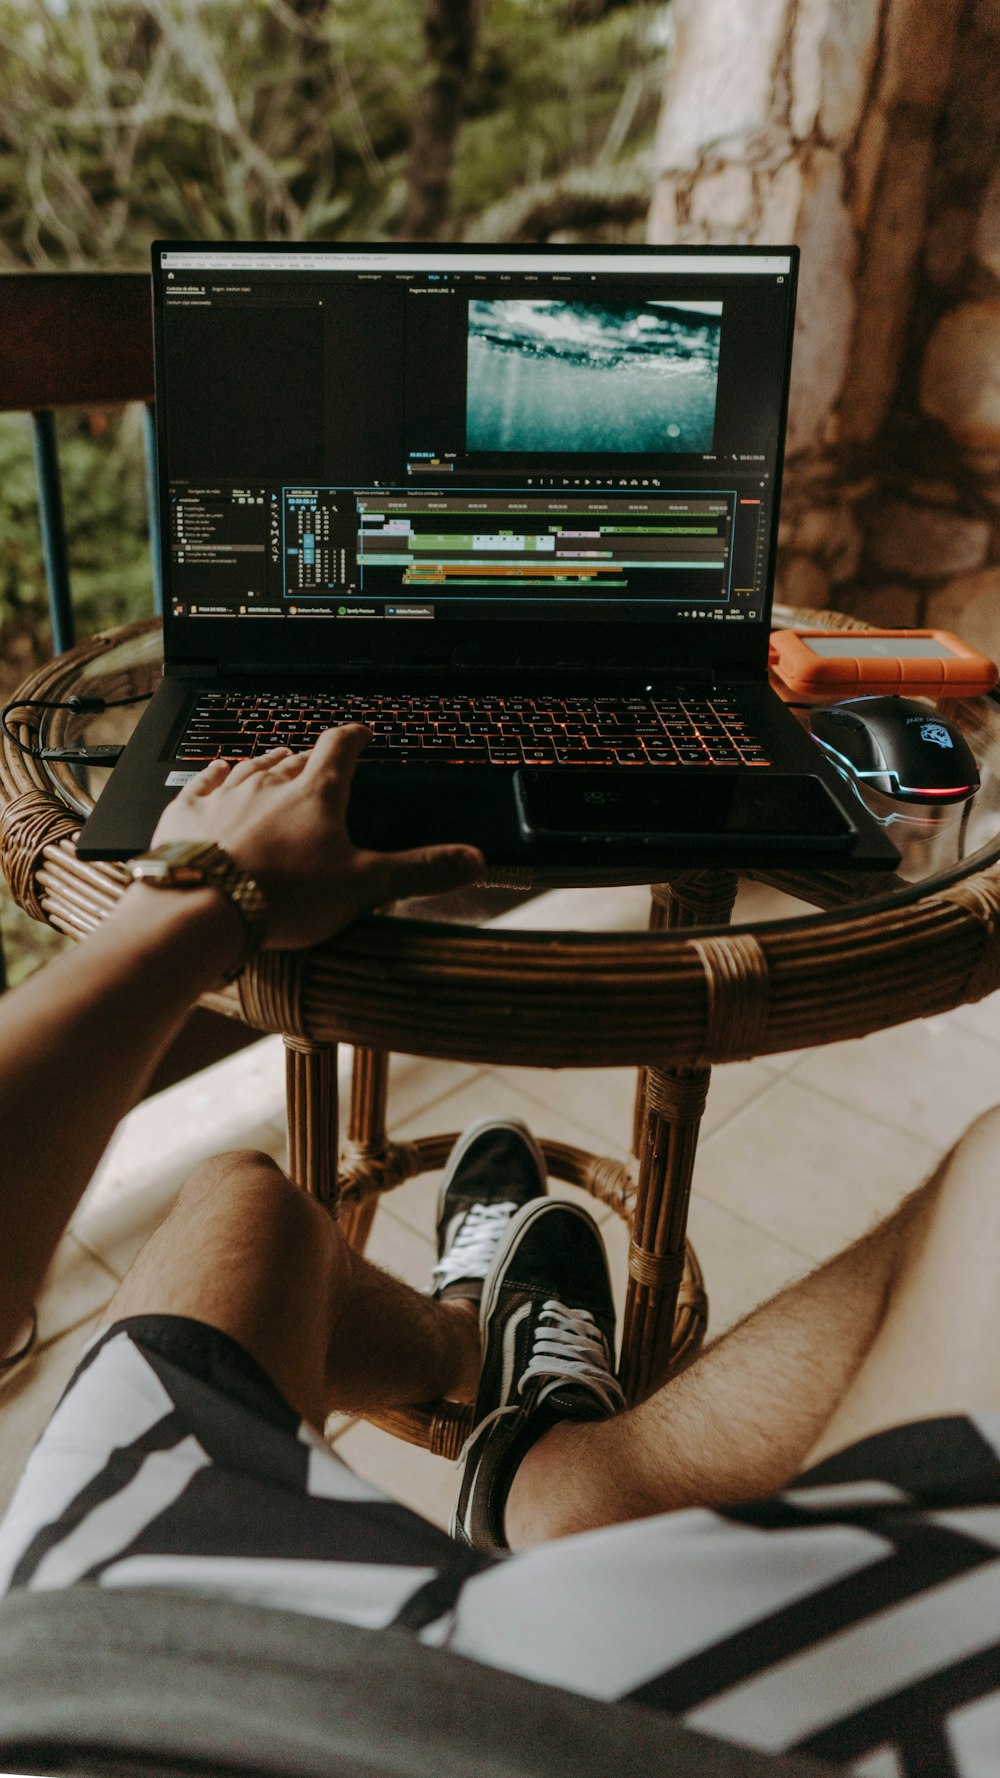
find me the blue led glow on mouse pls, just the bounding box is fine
[809,696,980,804]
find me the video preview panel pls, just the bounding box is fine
[466,299,723,457]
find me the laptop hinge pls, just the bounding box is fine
[175,660,726,693]
[224,661,342,679]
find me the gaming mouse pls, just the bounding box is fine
[809,696,980,803]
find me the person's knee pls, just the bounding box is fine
[934,1107,1000,1209]
[954,1105,1000,1155]
[180,1147,288,1197]
[890,1105,1000,1259]
[173,1150,343,1309]
[174,1149,338,1257]
[174,1148,295,1221]
[506,1417,631,1547]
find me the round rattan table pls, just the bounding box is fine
[4,612,1000,1455]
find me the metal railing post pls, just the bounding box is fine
[143,401,162,615]
[31,410,75,655]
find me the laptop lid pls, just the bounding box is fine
[151,242,798,683]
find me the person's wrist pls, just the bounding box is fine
[116,880,247,984]
[126,840,269,981]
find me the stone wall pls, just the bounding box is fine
[649,0,1000,654]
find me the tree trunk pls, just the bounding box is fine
[400,0,484,242]
[648,0,1000,654]
[256,0,336,187]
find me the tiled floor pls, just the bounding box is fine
[5,878,1000,1530]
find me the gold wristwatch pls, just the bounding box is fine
[127,840,268,982]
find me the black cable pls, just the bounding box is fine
[0,691,153,766]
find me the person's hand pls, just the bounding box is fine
[149,725,485,951]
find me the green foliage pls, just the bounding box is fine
[0,0,668,264]
[0,408,152,655]
[456,0,665,227]
[0,0,420,259]
[0,403,150,984]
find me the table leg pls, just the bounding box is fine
[284,1037,339,1205]
[338,1046,390,1253]
[621,871,738,1402]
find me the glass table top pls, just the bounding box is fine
[36,616,1000,939]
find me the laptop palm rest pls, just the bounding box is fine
[346,765,895,868]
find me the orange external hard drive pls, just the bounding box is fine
[769,628,997,698]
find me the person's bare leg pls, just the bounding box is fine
[807,1104,1000,1464]
[507,1115,982,1546]
[99,1148,480,1429]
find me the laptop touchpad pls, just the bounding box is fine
[514,770,856,853]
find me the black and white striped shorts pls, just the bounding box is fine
[2,1314,999,1778]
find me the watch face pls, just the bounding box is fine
[154,842,212,866]
[132,842,213,884]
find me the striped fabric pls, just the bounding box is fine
[1,1315,998,1777]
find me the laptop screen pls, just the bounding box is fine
[153,243,796,665]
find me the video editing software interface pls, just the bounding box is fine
[157,248,794,631]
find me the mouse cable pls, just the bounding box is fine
[957,796,973,864]
[0,691,153,766]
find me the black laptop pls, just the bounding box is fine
[77,241,898,871]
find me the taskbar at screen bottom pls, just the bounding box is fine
[170,598,759,624]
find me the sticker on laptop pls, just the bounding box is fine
[165,770,200,787]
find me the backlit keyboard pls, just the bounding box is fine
[174,692,773,769]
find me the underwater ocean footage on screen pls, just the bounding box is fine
[466,298,723,456]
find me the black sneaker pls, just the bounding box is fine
[0,1307,37,1374]
[430,1117,548,1305]
[451,1198,625,1553]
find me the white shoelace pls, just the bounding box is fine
[460,1299,625,1461]
[518,1301,625,1415]
[432,1200,518,1292]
